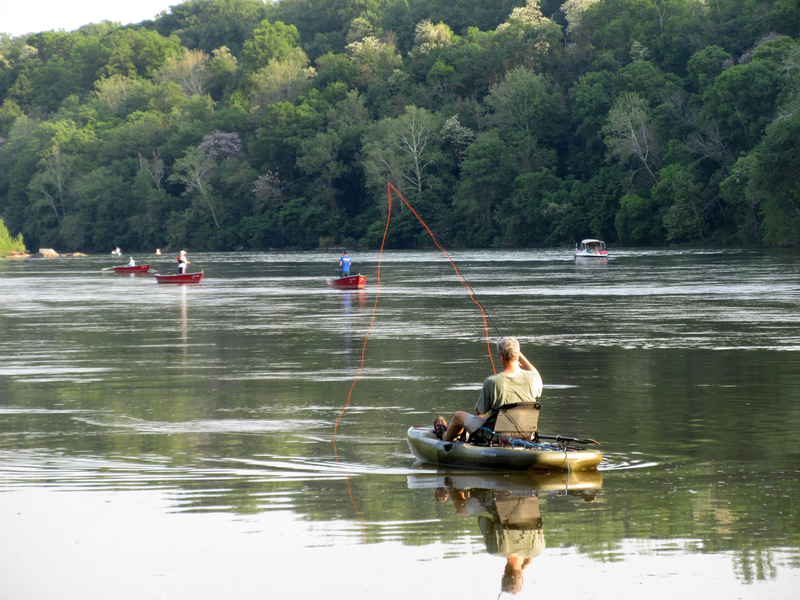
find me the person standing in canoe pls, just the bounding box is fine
[339,251,351,278]
[434,337,543,442]
[177,250,190,274]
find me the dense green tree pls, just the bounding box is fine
[96,28,182,80]
[485,67,564,147]
[0,217,26,255]
[702,36,799,154]
[615,192,665,244]
[297,131,346,209]
[653,164,707,242]
[453,132,514,245]
[155,0,270,56]
[252,98,327,178]
[241,20,302,73]
[687,45,731,93]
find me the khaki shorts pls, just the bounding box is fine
[464,414,487,434]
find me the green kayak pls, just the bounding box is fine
[407,425,603,472]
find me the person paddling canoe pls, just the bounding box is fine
[435,337,543,442]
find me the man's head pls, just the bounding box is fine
[343,251,348,255]
[497,337,520,362]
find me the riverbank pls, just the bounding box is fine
[3,248,87,258]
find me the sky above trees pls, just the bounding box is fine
[3,1,174,36]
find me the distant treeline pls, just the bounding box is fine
[1,0,799,252]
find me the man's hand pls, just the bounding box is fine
[519,352,534,371]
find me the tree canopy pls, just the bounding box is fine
[2,0,800,251]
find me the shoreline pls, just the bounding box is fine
[2,249,87,258]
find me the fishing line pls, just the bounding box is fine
[386,182,500,369]
[330,183,503,536]
[421,225,504,339]
[332,184,392,443]
[333,183,503,445]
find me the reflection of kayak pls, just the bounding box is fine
[154,271,204,284]
[327,274,367,289]
[406,469,603,493]
[407,426,602,472]
[112,264,150,273]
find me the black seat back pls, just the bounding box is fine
[472,402,541,445]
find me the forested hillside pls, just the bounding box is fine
[1,0,799,251]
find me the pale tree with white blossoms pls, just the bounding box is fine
[497,0,550,30]
[138,150,165,190]
[154,48,211,97]
[440,115,475,164]
[601,92,661,186]
[345,17,381,44]
[412,20,454,57]
[169,132,243,231]
[249,47,315,110]
[560,0,600,48]
[362,106,442,209]
[28,146,75,225]
[345,36,402,86]
[169,146,220,229]
[252,171,287,213]
[495,0,562,69]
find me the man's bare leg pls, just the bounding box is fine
[443,411,471,442]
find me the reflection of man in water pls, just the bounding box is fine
[437,486,544,595]
[479,502,544,595]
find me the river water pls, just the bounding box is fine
[1,248,799,599]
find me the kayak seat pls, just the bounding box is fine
[471,402,541,446]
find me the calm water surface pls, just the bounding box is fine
[1,248,800,599]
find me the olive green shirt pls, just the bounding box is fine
[475,370,542,416]
[478,517,545,558]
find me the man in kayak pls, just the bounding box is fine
[127,257,136,266]
[435,337,543,442]
[339,250,351,278]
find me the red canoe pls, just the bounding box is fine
[155,270,204,284]
[327,274,367,289]
[112,264,150,273]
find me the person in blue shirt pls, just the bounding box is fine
[339,251,352,278]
